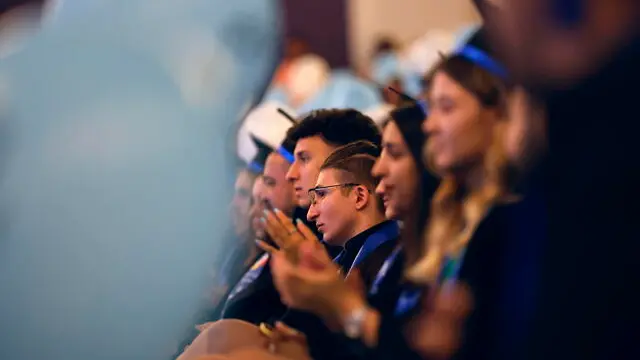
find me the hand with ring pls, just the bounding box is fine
[257,208,318,264]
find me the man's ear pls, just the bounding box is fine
[353,185,369,211]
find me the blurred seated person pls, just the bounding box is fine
[271,36,309,88]
[284,54,331,109]
[367,36,400,84]
[173,142,271,358]
[216,130,297,314]
[265,53,383,115]
[214,167,262,304]
[176,108,297,357]
[230,169,259,239]
[295,70,383,115]
[213,131,298,326]
[475,0,640,359]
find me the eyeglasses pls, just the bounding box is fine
[307,183,369,205]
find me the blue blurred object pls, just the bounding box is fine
[371,51,400,85]
[371,53,425,98]
[261,85,289,105]
[399,70,424,98]
[297,70,383,113]
[0,1,281,360]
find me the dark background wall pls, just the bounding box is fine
[282,0,349,68]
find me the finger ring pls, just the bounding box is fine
[288,228,298,235]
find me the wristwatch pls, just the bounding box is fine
[343,306,367,339]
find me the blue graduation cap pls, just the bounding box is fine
[0,1,281,360]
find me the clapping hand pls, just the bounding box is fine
[271,241,368,330]
[257,208,318,264]
[407,282,473,360]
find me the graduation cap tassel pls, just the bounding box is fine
[388,87,417,103]
[277,108,297,124]
[388,87,428,116]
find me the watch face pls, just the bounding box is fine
[344,308,366,338]
[345,322,360,338]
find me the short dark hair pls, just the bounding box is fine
[320,141,384,213]
[287,109,381,149]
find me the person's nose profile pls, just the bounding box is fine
[285,162,299,181]
[307,202,319,222]
[422,114,437,135]
[371,156,387,178]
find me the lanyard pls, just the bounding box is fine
[348,221,399,275]
[369,245,402,296]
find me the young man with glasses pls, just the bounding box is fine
[306,143,393,277]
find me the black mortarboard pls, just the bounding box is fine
[247,134,273,174]
[277,108,297,124]
[388,87,428,115]
[276,108,297,162]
